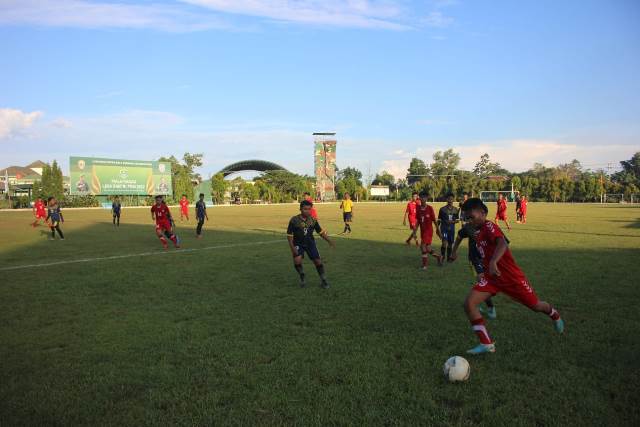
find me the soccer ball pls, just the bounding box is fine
[443,356,470,382]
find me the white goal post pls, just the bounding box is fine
[603,193,625,203]
[479,191,518,202]
[630,194,640,204]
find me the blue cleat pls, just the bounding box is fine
[554,318,564,334]
[467,343,496,355]
[479,307,497,320]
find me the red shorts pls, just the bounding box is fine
[408,218,417,229]
[156,220,172,232]
[181,208,188,215]
[496,211,507,221]
[420,229,433,245]
[472,275,539,308]
[36,211,46,219]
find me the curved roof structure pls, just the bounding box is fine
[217,160,288,177]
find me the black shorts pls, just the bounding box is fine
[294,242,321,260]
[113,212,120,217]
[343,212,352,222]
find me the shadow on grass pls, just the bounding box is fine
[1,221,640,426]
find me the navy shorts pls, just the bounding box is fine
[295,242,321,260]
[440,225,455,244]
[343,212,352,222]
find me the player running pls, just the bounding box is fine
[450,211,497,320]
[520,195,528,224]
[111,196,122,227]
[515,193,522,223]
[179,195,190,221]
[339,192,354,234]
[417,191,443,269]
[438,193,460,262]
[460,197,563,355]
[303,192,318,219]
[31,197,47,227]
[195,193,208,238]
[403,192,421,246]
[45,197,64,240]
[287,199,335,288]
[151,195,180,249]
[495,193,511,230]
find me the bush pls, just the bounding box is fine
[62,195,100,208]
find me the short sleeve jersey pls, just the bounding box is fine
[151,203,171,223]
[180,199,189,210]
[438,205,460,225]
[287,215,323,247]
[417,204,436,232]
[35,200,46,213]
[475,221,524,284]
[497,199,507,213]
[341,199,353,213]
[112,202,121,213]
[520,199,528,212]
[47,206,62,222]
[195,200,206,218]
[406,200,419,220]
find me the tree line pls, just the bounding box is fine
[370,150,640,202]
[11,150,640,208]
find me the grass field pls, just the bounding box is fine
[1,202,639,425]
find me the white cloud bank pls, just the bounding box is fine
[0,108,43,139]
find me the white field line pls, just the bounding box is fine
[0,239,283,272]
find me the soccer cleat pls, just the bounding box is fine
[436,255,444,267]
[554,318,565,334]
[299,275,306,288]
[174,235,181,248]
[321,280,330,289]
[467,343,496,355]
[487,307,497,320]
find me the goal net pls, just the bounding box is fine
[603,193,624,203]
[479,191,517,203]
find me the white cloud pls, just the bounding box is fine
[0,108,43,139]
[0,0,234,33]
[378,139,638,177]
[50,118,73,129]
[181,0,411,30]
[422,11,453,28]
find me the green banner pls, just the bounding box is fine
[69,157,172,196]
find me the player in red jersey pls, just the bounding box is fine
[151,195,180,249]
[179,195,190,221]
[417,191,443,269]
[403,191,421,246]
[460,198,563,355]
[31,197,47,227]
[303,192,318,219]
[520,195,528,224]
[494,193,511,230]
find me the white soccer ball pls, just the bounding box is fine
[443,356,470,382]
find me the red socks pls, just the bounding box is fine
[421,251,428,267]
[471,318,492,344]
[548,307,561,321]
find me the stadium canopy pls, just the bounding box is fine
[217,160,289,177]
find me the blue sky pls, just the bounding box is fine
[1,0,639,179]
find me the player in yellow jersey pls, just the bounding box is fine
[339,192,354,234]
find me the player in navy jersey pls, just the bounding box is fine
[195,193,208,238]
[438,193,460,262]
[111,196,122,227]
[45,197,65,240]
[287,200,335,288]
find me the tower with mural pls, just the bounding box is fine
[313,132,337,201]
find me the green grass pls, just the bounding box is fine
[1,202,639,426]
